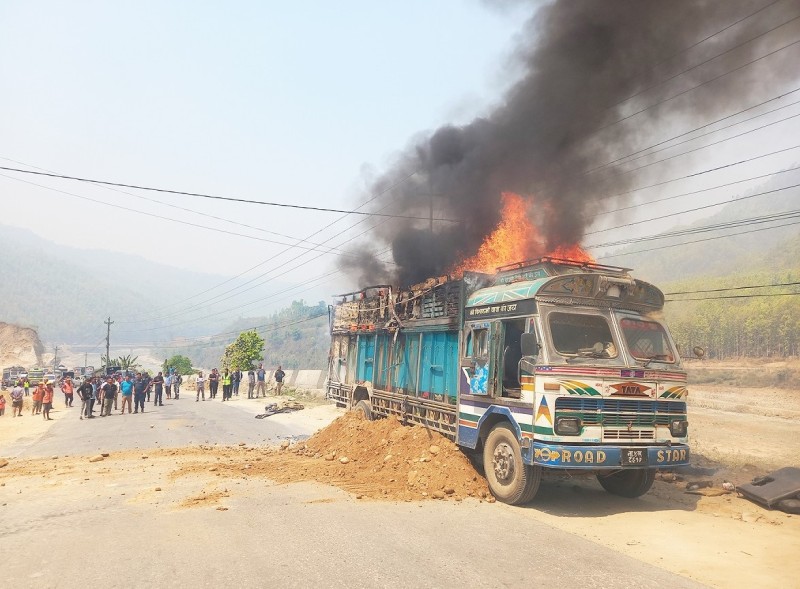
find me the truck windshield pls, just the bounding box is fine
[549,312,618,359]
[619,317,676,363]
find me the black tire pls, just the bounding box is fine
[354,399,372,421]
[483,423,541,505]
[596,469,656,498]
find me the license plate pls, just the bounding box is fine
[621,448,647,465]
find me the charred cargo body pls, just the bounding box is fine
[326,258,689,504]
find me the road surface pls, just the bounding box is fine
[0,394,705,588]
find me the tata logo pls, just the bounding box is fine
[610,382,651,397]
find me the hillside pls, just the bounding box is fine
[603,169,800,284]
[0,224,293,344]
[159,300,330,371]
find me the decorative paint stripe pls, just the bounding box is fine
[458,419,478,428]
[534,425,554,435]
[535,367,686,381]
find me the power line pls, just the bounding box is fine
[594,36,800,135]
[0,165,459,222]
[588,209,800,249]
[597,218,800,259]
[0,172,365,257]
[598,143,800,202]
[586,86,800,174]
[666,292,800,302]
[610,6,799,111]
[0,155,350,255]
[665,281,800,295]
[119,171,417,319]
[587,181,800,236]
[614,110,800,177]
[596,164,800,217]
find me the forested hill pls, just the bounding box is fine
[603,170,800,284]
[0,224,263,343]
[163,300,329,370]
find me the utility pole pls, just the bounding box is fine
[53,345,58,379]
[104,317,114,376]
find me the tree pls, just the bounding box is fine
[164,355,194,375]
[222,330,264,371]
[101,354,139,371]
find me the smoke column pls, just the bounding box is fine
[341,0,800,286]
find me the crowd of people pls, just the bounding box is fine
[0,363,287,419]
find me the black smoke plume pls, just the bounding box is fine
[341,0,799,287]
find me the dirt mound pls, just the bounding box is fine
[0,322,44,368]
[285,412,491,501]
[171,413,491,502]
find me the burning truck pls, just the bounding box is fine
[326,256,692,504]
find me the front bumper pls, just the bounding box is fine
[531,442,689,469]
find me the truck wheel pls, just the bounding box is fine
[483,423,541,505]
[596,469,656,498]
[354,399,373,421]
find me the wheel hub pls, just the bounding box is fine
[492,442,516,483]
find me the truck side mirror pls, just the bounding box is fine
[520,333,540,357]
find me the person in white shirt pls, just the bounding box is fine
[196,372,206,402]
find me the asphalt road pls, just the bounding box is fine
[0,394,706,589]
[3,392,309,459]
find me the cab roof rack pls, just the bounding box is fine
[495,257,632,274]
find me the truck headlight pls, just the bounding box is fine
[555,416,582,436]
[669,420,688,437]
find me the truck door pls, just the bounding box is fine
[357,334,376,382]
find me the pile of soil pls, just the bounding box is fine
[173,412,491,502]
[0,322,43,368]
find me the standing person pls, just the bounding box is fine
[77,378,94,419]
[221,369,232,401]
[152,372,164,406]
[10,383,24,417]
[62,376,74,407]
[174,373,182,400]
[208,369,219,399]
[31,382,44,415]
[255,364,266,398]
[195,372,205,402]
[246,368,256,399]
[23,377,30,397]
[119,374,133,415]
[133,373,148,414]
[113,374,121,410]
[0,393,5,416]
[274,366,286,395]
[165,372,173,400]
[100,377,117,417]
[42,380,54,420]
[232,370,241,397]
[143,372,152,402]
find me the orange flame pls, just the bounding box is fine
[452,192,594,276]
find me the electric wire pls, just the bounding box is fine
[587,181,800,236]
[594,36,800,134]
[586,86,800,174]
[0,165,459,222]
[587,209,800,249]
[596,218,800,259]
[665,281,800,295]
[610,7,799,111]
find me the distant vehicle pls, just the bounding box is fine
[43,372,56,383]
[2,366,26,387]
[27,368,45,386]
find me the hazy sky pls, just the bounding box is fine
[1,1,527,277]
[3,1,800,343]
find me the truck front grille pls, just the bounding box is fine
[554,397,685,438]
